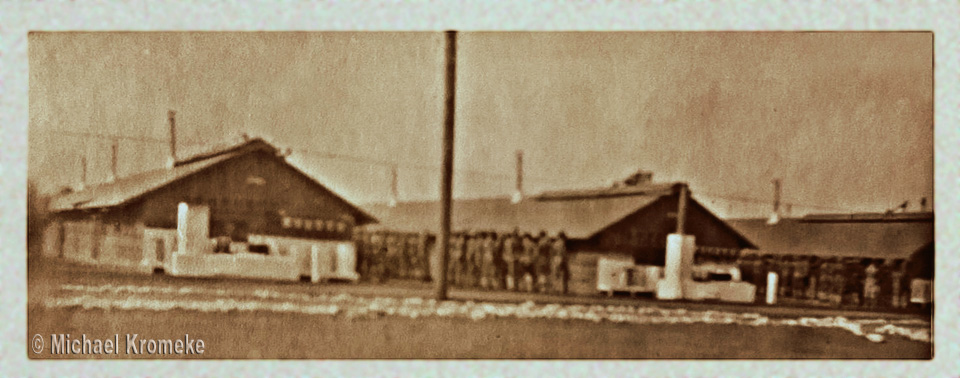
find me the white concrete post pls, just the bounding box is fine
[657,233,696,300]
[310,246,322,283]
[177,202,210,255]
[766,272,779,305]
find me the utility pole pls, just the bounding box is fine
[389,164,399,207]
[167,110,177,168]
[512,150,523,204]
[676,183,688,234]
[108,138,119,182]
[435,30,457,301]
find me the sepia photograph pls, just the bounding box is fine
[25,30,934,360]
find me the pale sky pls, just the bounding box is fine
[28,32,933,218]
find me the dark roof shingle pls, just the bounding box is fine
[48,138,378,225]
[728,216,934,259]
[363,194,664,239]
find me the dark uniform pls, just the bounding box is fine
[415,232,432,281]
[535,231,552,293]
[462,232,477,287]
[550,232,569,294]
[793,256,809,299]
[480,233,497,289]
[448,233,464,286]
[777,257,792,298]
[519,234,537,292]
[807,257,820,300]
[354,230,368,279]
[369,232,386,283]
[502,231,520,291]
[756,256,772,302]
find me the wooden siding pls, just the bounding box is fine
[137,151,359,241]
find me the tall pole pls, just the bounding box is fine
[167,110,178,168]
[772,178,782,215]
[676,184,688,234]
[109,138,119,182]
[389,164,399,207]
[513,150,523,203]
[435,30,457,300]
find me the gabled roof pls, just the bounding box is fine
[727,214,934,259]
[534,182,680,201]
[364,194,666,240]
[48,151,242,212]
[363,183,755,248]
[48,138,378,225]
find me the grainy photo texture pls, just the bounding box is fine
[27,31,933,359]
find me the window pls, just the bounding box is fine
[282,217,292,229]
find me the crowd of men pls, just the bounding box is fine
[353,229,570,295]
[354,230,434,283]
[735,254,915,309]
[352,229,921,310]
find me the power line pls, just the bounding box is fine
[32,129,170,144]
[291,147,567,185]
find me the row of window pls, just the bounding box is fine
[281,216,350,234]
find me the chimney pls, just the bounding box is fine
[676,183,688,234]
[512,150,523,204]
[767,178,782,225]
[622,170,653,187]
[167,110,177,169]
[389,165,399,207]
[107,138,118,183]
[78,155,87,191]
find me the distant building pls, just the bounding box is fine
[364,182,756,295]
[41,138,377,276]
[728,212,934,276]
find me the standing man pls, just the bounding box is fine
[890,259,905,308]
[753,255,768,303]
[502,229,520,291]
[535,231,552,293]
[463,231,477,287]
[863,259,880,309]
[385,232,400,281]
[778,256,793,299]
[520,233,537,292]
[551,231,569,295]
[405,233,416,280]
[449,232,464,287]
[416,231,432,282]
[816,258,830,303]
[806,257,820,301]
[353,229,368,279]
[793,255,809,300]
[369,231,385,283]
[878,259,895,308]
[833,259,847,307]
[480,232,496,290]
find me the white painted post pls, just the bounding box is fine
[310,245,322,283]
[766,272,779,305]
[177,202,189,255]
[657,234,696,300]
